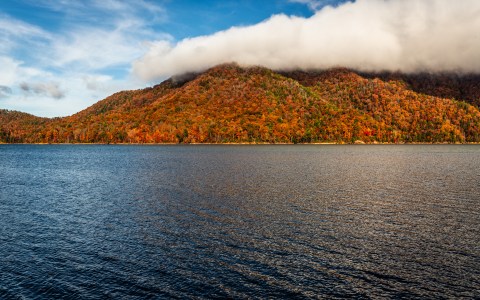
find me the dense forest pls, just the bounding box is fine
[1,64,480,144]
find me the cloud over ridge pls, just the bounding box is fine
[134,0,480,81]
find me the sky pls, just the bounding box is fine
[1,0,479,117]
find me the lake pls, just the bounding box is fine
[0,145,479,298]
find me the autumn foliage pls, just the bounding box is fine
[1,64,480,144]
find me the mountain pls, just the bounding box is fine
[1,64,480,144]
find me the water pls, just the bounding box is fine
[0,145,479,299]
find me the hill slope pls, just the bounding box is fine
[1,64,480,143]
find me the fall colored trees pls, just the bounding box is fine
[1,64,480,144]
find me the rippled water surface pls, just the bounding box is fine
[0,145,479,299]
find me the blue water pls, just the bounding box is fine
[0,145,479,299]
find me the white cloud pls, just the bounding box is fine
[134,0,480,81]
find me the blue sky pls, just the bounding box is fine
[0,0,330,117]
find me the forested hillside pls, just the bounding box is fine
[1,64,480,144]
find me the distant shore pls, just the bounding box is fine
[1,142,479,145]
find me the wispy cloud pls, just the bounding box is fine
[50,26,142,71]
[0,14,50,37]
[0,14,52,53]
[24,0,168,72]
[289,0,344,11]
[24,0,166,21]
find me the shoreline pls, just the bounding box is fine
[1,142,479,145]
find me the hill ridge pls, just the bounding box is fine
[1,64,480,144]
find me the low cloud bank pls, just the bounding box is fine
[134,0,480,81]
